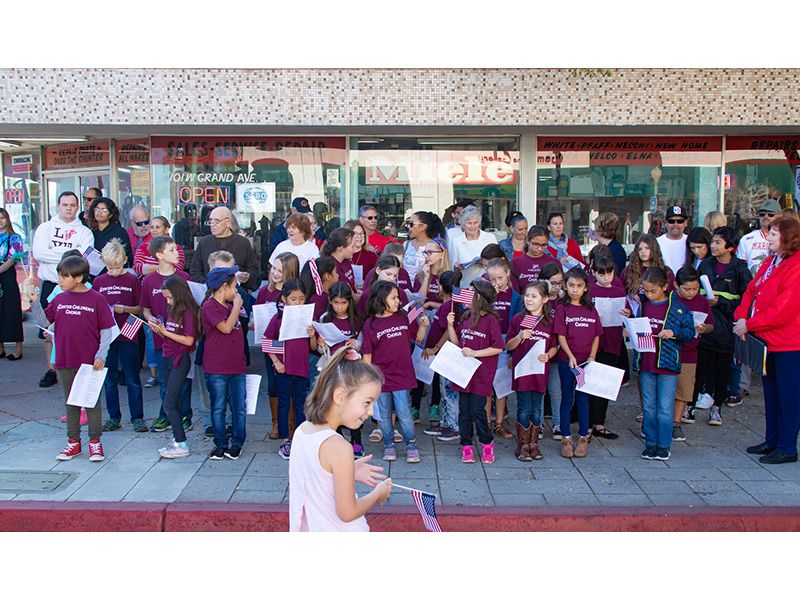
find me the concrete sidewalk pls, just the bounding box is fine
[0,320,798,509]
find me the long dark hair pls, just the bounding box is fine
[320,227,354,258]
[562,266,592,308]
[684,227,712,267]
[411,210,446,242]
[162,275,201,337]
[0,207,17,235]
[87,197,121,229]
[367,280,399,318]
[300,256,336,302]
[462,278,499,329]
[322,281,359,332]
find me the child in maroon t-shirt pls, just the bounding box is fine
[512,225,560,291]
[45,256,116,463]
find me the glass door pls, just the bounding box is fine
[44,171,110,219]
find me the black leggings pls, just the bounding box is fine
[692,348,732,409]
[459,392,493,446]
[411,373,441,411]
[163,353,192,442]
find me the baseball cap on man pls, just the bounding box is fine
[665,205,687,220]
[760,199,781,213]
[292,197,311,213]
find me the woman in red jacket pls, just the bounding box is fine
[734,217,800,464]
[546,213,585,269]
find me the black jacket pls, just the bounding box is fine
[697,256,752,354]
[93,222,133,268]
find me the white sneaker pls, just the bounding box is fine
[159,440,190,459]
[696,393,714,409]
[368,428,383,443]
[393,429,402,443]
[708,406,722,426]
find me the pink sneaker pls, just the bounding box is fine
[461,445,475,463]
[481,442,495,464]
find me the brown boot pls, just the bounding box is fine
[268,397,280,440]
[574,435,590,458]
[529,425,543,460]
[515,422,532,461]
[561,436,574,458]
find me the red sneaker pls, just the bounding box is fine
[88,439,105,462]
[56,439,81,461]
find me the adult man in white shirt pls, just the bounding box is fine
[737,199,780,276]
[657,205,688,274]
[30,191,95,387]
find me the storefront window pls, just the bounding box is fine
[350,138,519,241]
[42,141,111,218]
[3,151,41,251]
[115,138,151,228]
[723,136,799,235]
[536,137,722,250]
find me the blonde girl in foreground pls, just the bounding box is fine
[289,347,393,531]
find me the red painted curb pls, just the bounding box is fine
[2,502,800,531]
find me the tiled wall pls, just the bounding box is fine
[0,68,798,126]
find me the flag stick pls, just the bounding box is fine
[390,483,438,498]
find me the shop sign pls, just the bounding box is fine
[726,136,800,164]
[236,182,276,214]
[11,154,33,174]
[365,157,517,186]
[130,170,151,196]
[44,141,109,170]
[537,137,721,166]
[153,137,346,165]
[4,189,24,204]
[177,184,232,206]
[326,168,340,187]
[116,139,150,165]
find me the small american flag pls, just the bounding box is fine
[119,314,143,341]
[520,314,541,330]
[262,338,284,355]
[406,304,425,323]
[571,365,586,387]
[452,287,475,305]
[636,332,656,351]
[411,489,442,532]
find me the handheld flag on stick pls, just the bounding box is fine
[262,338,284,355]
[570,365,586,387]
[636,332,656,351]
[391,483,442,532]
[406,303,425,324]
[452,287,475,305]
[520,314,541,330]
[119,314,143,342]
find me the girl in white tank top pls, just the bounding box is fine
[289,347,392,531]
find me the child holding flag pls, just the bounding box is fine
[93,240,146,432]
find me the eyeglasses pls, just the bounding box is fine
[758,211,776,217]
[528,242,546,248]
[93,207,110,213]
[83,196,98,202]
[210,217,229,225]
[667,219,686,224]
[134,219,150,227]
[362,215,378,220]
[421,249,443,256]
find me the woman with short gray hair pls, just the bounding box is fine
[448,205,496,286]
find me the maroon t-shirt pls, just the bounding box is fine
[255,285,284,309]
[590,281,627,355]
[454,312,504,396]
[334,257,357,292]
[512,253,560,290]
[553,302,603,363]
[363,266,413,292]
[361,312,418,392]
[201,297,246,375]
[425,299,452,350]
[305,291,330,321]
[639,300,673,375]
[141,270,191,350]
[507,312,556,393]
[93,272,141,333]
[45,289,116,369]
[163,310,196,366]
[351,249,378,275]
[492,287,515,335]
[356,283,408,316]
[675,293,712,364]
[264,313,310,378]
[321,315,359,354]
[416,272,440,304]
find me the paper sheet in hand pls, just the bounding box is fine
[253,302,278,340]
[561,255,582,271]
[81,246,106,276]
[188,281,207,305]
[313,321,350,346]
[493,352,513,398]
[622,316,655,353]
[575,361,625,401]
[700,274,716,300]
[66,364,108,408]
[691,311,707,338]
[429,341,481,389]
[245,374,262,415]
[627,295,641,317]
[514,339,547,378]
[412,345,436,385]
[352,264,364,289]
[278,303,314,341]
[594,297,626,327]
[734,334,768,376]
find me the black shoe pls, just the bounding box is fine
[224,445,242,460]
[204,426,214,438]
[746,442,776,455]
[209,447,226,460]
[759,450,798,465]
[39,369,57,388]
[592,427,619,440]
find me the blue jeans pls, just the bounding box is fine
[728,358,741,396]
[639,371,678,451]
[156,349,192,421]
[264,354,278,397]
[276,373,308,439]
[144,326,158,368]
[205,373,247,449]
[438,376,460,431]
[516,390,544,428]
[558,360,589,438]
[377,390,416,449]
[308,353,320,390]
[762,351,800,456]
[103,340,143,421]
[545,365,562,431]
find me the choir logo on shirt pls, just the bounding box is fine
[376,325,408,341]
[58,303,96,316]
[461,328,487,342]
[565,316,595,328]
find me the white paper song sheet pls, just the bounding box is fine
[594,297,626,327]
[253,302,279,339]
[279,303,315,341]
[621,316,656,353]
[575,361,625,401]
[514,339,547,378]
[493,352,513,398]
[352,264,364,289]
[66,364,108,408]
[429,341,481,389]
[245,374,262,415]
[412,345,435,385]
[81,246,106,276]
[700,274,716,300]
[188,281,208,306]
[692,311,708,338]
[313,321,350,346]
